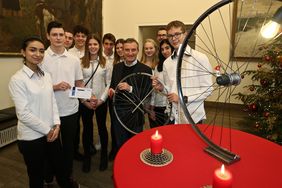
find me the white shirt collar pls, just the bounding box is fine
[46,47,68,57]
[103,52,114,60]
[124,59,138,67]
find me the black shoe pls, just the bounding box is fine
[82,156,91,173]
[74,151,84,161]
[89,145,97,156]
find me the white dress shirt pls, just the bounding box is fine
[69,46,85,59]
[41,47,83,117]
[82,59,111,102]
[9,65,60,140]
[163,45,213,124]
[151,68,168,107]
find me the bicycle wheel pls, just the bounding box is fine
[113,72,172,134]
[177,0,281,164]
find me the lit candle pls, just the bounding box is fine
[150,130,163,154]
[213,164,233,188]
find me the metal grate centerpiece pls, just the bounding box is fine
[140,148,173,167]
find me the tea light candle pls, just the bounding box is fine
[150,130,163,154]
[213,164,232,188]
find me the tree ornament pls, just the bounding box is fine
[264,111,270,118]
[248,103,257,111]
[260,79,268,87]
[264,55,271,61]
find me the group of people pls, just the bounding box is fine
[9,19,212,188]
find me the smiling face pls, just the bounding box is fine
[88,38,100,56]
[22,41,45,68]
[73,32,87,49]
[161,42,173,58]
[144,41,157,58]
[123,41,138,65]
[116,42,124,57]
[167,26,186,50]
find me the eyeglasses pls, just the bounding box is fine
[167,32,184,40]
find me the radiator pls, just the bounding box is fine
[0,126,17,148]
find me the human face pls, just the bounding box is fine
[161,43,173,58]
[22,41,45,67]
[144,42,156,58]
[123,42,138,65]
[88,38,99,56]
[73,32,87,49]
[116,42,124,57]
[167,27,186,49]
[103,39,115,56]
[64,31,73,49]
[157,30,167,42]
[47,28,65,48]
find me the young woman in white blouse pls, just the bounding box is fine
[9,36,70,188]
[80,34,111,172]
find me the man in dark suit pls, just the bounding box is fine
[109,38,152,151]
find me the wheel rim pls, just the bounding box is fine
[177,0,281,164]
[113,72,172,134]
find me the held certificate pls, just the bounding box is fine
[69,87,92,99]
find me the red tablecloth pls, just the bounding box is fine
[113,124,282,188]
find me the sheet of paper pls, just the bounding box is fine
[69,87,92,99]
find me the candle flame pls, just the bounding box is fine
[220,164,225,175]
[155,130,159,136]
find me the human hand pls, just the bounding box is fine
[47,125,60,142]
[89,95,98,109]
[54,81,71,91]
[108,88,115,99]
[167,93,179,103]
[118,82,131,92]
[152,76,164,91]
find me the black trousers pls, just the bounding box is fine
[80,102,108,156]
[148,106,168,128]
[108,99,117,153]
[18,136,69,188]
[74,104,81,153]
[60,112,79,178]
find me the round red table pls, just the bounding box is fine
[113,124,282,188]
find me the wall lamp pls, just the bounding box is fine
[261,6,282,39]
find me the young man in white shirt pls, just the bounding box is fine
[102,33,117,160]
[41,21,84,188]
[153,20,213,124]
[102,33,116,65]
[64,30,74,50]
[69,25,89,59]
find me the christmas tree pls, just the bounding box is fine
[235,44,282,144]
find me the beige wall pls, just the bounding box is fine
[0,58,22,109]
[102,0,219,39]
[0,0,257,109]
